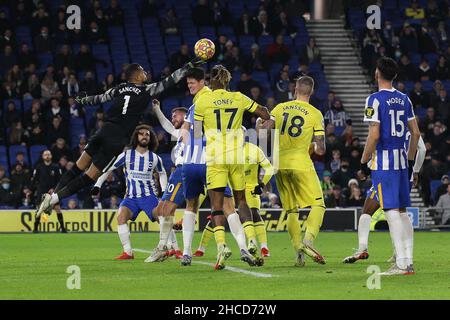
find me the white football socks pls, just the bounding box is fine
[385,210,407,269]
[227,212,247,251]
[169,229,179,250]
[182,211,196,256]
[358,213,372,252]
[399,211,414,266]
[50,193,59,206]
[117,224,132,255]
[158,216,174,249]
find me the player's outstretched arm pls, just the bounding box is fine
[152,99,179,138]
[75,88,118,105]
[145,58,204,97]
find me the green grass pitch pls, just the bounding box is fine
[1,231,449,300]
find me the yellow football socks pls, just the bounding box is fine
[287,212,302,251]
[213,226,226,248]
[254,221,267,247]
[304,206,325,243]
[198,223,214,250]
[242,221,257,244]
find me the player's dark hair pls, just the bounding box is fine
[171,107,188,114]
[295,76,314,96]
[376,57,398,81]
[130,124,159,151]
[125,63,142,81]
[186,67,205,81]
[210,65,231,90]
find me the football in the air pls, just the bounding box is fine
[194,38,215,60]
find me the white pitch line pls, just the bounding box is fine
[192,260,276,278]
[133,248,276,278]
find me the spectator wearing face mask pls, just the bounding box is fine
[332,158,352,189]
[0,177,14,207]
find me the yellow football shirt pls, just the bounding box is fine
[194,89,257,164]
[270,99,324,171]
[244,142,274,189]
[193,85,211,104]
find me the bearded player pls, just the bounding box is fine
[92,125,167,260]
[36,59,203,219]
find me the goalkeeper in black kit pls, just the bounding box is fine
[36,59,204,218]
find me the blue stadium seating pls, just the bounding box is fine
[29,145,47,167]
[430,180,443,205]
[8,145,29,167]
[0,145,8,175]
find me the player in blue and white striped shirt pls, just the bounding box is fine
[93,124,168,260]
[359,57,421,276]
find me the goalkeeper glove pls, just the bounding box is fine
[186,57,206,69]
[75,91,89,105]
[253,183,265,195]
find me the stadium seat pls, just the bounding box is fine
[430,180,443,205]
[8,145,29,168]
[0,145,8,175]
[29,145,47,167]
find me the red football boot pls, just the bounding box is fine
[114,252,134,260]
[261,247,270,257]
[168,249,176,257]
[175,250,183,259]
[193,250,205,257]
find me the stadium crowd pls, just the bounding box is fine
[0,0,448,215]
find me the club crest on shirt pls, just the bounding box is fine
[365,106,374,118]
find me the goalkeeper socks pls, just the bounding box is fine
[385,210,407,269]
[254,221,267,249]
[198,222,214,252]
[54,164,83,193]
[304,206,325,243]
[157,216,174,249]
[227,212,247,251]
[118,224,132,255]
[357,213,372,252]
[56,174,95,203]
[213,226,226,248]
[56,212,65,231]
[399,211,414,266]
[182,211,196,256]
[287,212,302,251]
[242,221,257,245]
[33,218,40,232]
